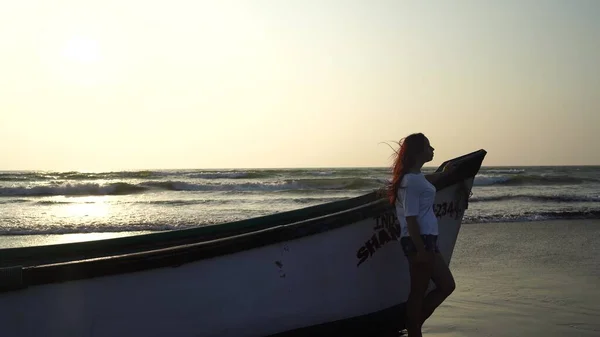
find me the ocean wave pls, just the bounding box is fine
[0,171,162,182]
[2,174,595,198]
[464,210,600,224]
[0,199,30,205]
[142,199,233,206]
[142,180,296,192]
[147,180,343,192]
[0,223,197,236]
[0,177,383,197]
[470,194,600,203]
[0,168,396,183]
[56,171,159,180]
[183,171,271,179]
[141,197,347,205]
[0,214,262,235]
[0,170,279,182]
[144,178,382,192]
[309,171,337,176]
[474,174,599,186]
[0,183,148,197]
[0,173,47,182]
[287,197,347,204]
[481,169,526,174]
[34,200,97,205]
[288,178,382,190]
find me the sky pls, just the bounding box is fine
[1,0,599,171]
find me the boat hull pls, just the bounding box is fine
[0,179,474,337]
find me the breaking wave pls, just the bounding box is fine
[0,223,199,236]
[464,210,600,224]
[470,194,600,203]
[0,183,148,197]
[144,178,382,192]
[0,178,384,197]
[0,199,29,205]
[182,171,271,179]
[474,174,599,186]
[0,171,161,181]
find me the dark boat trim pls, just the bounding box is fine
[434,149,487,191]
[1,150,486,293]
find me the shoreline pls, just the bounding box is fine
[0,231,157,249]
[0,218,597,249]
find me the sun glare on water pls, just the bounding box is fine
[63,196,110,218]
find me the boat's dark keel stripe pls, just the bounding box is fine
[267,303,406,337]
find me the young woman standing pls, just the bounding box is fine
[388,133,457,337]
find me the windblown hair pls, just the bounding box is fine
[387,133,427,205]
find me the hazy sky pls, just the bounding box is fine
[1,1,599,171]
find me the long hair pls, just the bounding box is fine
[387,133,427,205]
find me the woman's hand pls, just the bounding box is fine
[443,162,459,175]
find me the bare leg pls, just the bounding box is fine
[406,254,434,337]
[421,253,456,324]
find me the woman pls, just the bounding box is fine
[387,133,456,337]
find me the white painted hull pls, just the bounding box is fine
[0,178,473,337]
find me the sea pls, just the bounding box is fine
[0,166,599,241]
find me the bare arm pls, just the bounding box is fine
[406,216,425,252]
[425,172,445,185]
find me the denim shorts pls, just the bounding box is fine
[400,235,440,257]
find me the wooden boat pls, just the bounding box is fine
[0,150,486,337]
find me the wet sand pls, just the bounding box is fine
[426,220,600,337]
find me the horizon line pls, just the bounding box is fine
[1,164,599,173]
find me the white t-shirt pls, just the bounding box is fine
[394,173,438,237]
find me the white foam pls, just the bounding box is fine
[185,172,252,179]
[0,183,144,197]
[473,175,511,186]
